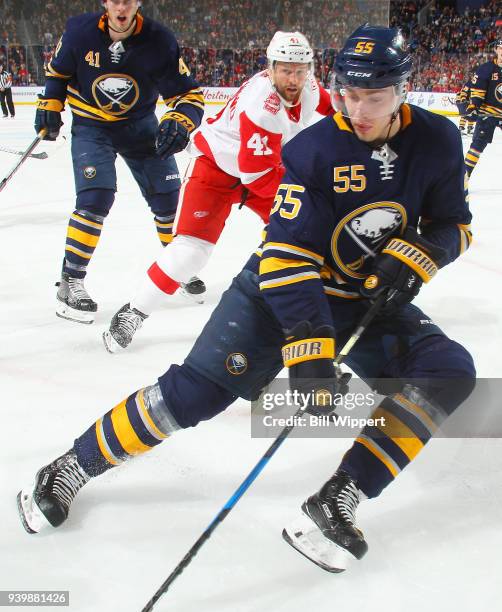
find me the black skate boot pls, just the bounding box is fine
[282,470,368,572]
[102,302,148,353]
[17,450,90,534]
[56,272,97,324]
[179,276,206,304]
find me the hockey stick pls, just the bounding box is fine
[0,146,48,160]
[0,128,47,193]
[140,291,388,612]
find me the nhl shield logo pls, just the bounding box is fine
[226,353,248,375]
[92,73,139,116]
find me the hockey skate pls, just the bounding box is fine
[102,302,148,353]
[179,276,206,304]
[17,450,90,534]
[56,272,97,324]
[282,470,368,572]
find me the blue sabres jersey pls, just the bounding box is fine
[44,12,204,127]
[248,104,472,332]
[470,60,502,118]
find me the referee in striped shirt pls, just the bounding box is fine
[0,64,15,118]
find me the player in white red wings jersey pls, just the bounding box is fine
[103,31,333,353]
[192,68,331,198]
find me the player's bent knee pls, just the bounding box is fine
[147,192,179,216]
[157,234,214,283]
[157,363,237,429]
[76,188,115,217]
[402,335,476,414]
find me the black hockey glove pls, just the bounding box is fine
[360,227,447,315]
[282,321,351,417]
[34,95,63,140]
[156,111,194,159]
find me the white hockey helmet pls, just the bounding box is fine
[266,31,314,66]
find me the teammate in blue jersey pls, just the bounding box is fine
[455,80,476,136]
[35,0,205,324]
[19,25,475,573]
[464,39,502,176]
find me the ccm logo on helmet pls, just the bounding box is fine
[347,71,372,77]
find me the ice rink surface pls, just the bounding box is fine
[1,106,501,612]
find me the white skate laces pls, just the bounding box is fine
[51,461,90,510]
[67,276,93,301]
[117,308,145,337]
[335,480,360,526]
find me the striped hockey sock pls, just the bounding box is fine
[338,386,446,498]
[155,214,175,246]
[465,146,481,176]
[63,210,104,278]
[73,385,177,477]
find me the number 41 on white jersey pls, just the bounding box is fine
[247,133,272,156]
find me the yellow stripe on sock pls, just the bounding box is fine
[374,407,424,461]
[67,226,101,248]
[394,393,438,433]
[65,245,92,259]
[355,436,399,477]
[71,213,103,230]
[95,418,120,466]
[111,399,152,456]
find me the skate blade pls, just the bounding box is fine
[178,286,205,304]
[282,515,357,573]
[102,330,123,353]
[17,489,52,534]
[56,301,95,324]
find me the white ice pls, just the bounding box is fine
[1,107,501,612]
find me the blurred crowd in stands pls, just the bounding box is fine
[0,0,500,92]
[391,0,501,90]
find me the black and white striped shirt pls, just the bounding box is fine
[0,71,12,89]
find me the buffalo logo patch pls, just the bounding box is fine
[92,73,139,116]
[331,201,407,279]
[226,353,248,375]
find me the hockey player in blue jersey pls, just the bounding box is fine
[464,39,502,176]
[455,80,476,136]
[19,25,475,573]
[35,0,205,324]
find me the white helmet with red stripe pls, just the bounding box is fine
[266,31,313,66]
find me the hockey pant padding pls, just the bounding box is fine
[73,383,179,477]
[75,188,115,217]
[339,335,475,498]
[157,363,237,429]
[131,235,213,314]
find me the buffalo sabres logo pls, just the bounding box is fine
[331,202,407,279]
[83,166,96,179]
[226,353,248,375]
[495,83,502,104]
[91,73,139,116]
